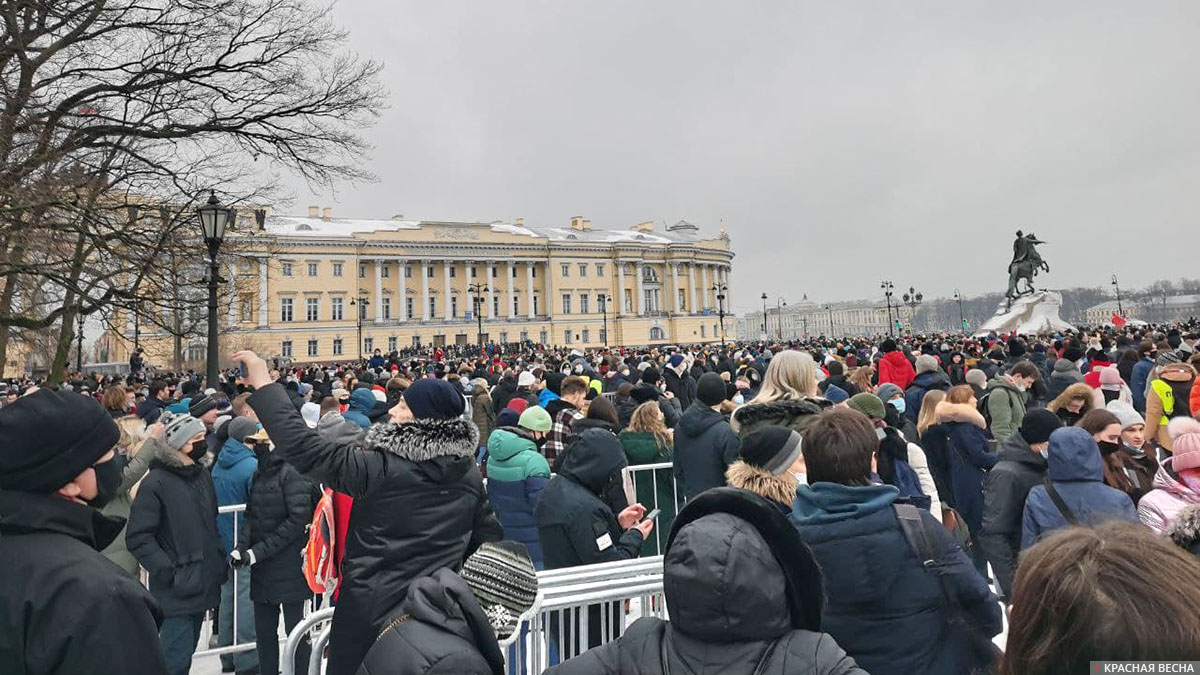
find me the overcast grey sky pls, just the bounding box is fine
[285,1,1200,315]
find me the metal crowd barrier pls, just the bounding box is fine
[620,462,684,556]
[192,504,256,659]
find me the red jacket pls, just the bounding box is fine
[878,351,916,390]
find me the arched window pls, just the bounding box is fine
[649,326,666,341]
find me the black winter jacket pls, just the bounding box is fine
[249,382,503,675]
[535,428,644,569]
[357,568,505,675]
[126,441,227,618]
[247,448,320,604]
[672,403,740,500]
[0,491,168,675]
[978,432,1047,598]
[663,368,697,411]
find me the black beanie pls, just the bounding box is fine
[696,372,727,407]
[880,339,898,353]
[740,426,803,475]
[0,389,120,493]
[641,367,661,386]
[1061,346,1084,363]
[188,394,217,418]
[402,378,465,420]
[1007,338,1026,358]
[1019,408,1063,445]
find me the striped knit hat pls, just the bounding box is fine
[460,541,538,640]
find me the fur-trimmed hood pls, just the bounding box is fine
[149,434,210,472]
[934,401,985,429]
[1166,503,1200,553]
[364,417,479,462]
[1047,382,1097,413]
[731,396,829,436]
[725,460,798,508]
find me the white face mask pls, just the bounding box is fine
[733,394,745,405]
[791,471,807,486]
[1038,449,1049,459]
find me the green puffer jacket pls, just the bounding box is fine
[619,431,680,556]
[486,427,551,568]
[487,428,552,482]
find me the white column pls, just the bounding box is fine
[671,263,680,314]
[227,262,238,326]
[616,261,625,316]
[397,258,407,320]
[374,260,384,323]
[688,263,697,315]
[635,263,644,316]
[507,261,516,318]
[487,262,495,319]
[443,261,453,321]
[257,258,268,327]
[421,260,430,321]
[704,265,714,310]
[526,262,535,319]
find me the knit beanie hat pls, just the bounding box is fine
[915,354,939,375]
[301,402,321,428]
[697,372,727,407]
[1062,346,1085,363]
[0,389,120,493]
[496,408,520,429]
[1098,367,1123,391]
[641,367,662,386]
[517,371,536,388]
[668,354,685,368]
[506,398,529,415]
[965,369,987,387]
[874,383,904,404]
[518,406,552,433]
[162,412,207,453]
[880,339,898,353]
[544,371,564,395]
[188,394,217,418]
[1156,351,1182,368]
[460,541,538,640]
[848,393,886,420]
[824,383,850,405]
[402,378,466,421]
[1105,401,1144,430]
[739,426,803,476]
[1007,338,1026,358]
[1168,417,1200,442]
[227,417,259,445]
[1018,408,1062,445]
[1172,432,1200,472]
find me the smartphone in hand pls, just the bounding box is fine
[643,508,661,522]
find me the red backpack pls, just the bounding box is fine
[303,487,339,595]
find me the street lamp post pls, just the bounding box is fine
[197,191,234,388]
[1111,274,1124,317]
[133,298,140,352]
[880,281,895,336]
[953,288,966,333]
[775,297,787,340]
[598,293,609,347]
[824,304,834,336]
[711,282,728,348]
[468,282,489,348]
[902,286,923,334]
[350,293,369,361]
[760,292,768,339]
[75,311,85,373]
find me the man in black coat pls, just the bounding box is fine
[663,354,697,411]
[673,373,740,500]
[0,390,168,675]
[234,350,503,675]
[978,409,1062,599]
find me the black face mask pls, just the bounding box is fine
[187,443,208,462]
[87,455,124,508]
[1098,440,1121,456]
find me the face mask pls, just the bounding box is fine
[875,427,886,440]
[1098,440,1121,455]
[733,394,745,405]
[187,443,207,462]
[791,471,807,486]
[88,455,124,508]
[1014,383,1027,392]
[1038,449,1049,460]
[888,398,906,414]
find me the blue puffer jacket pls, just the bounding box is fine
[342,388,377,430]
[904,371,951,423]
[1021,427,1138,549]
[790,482,1001,675]
[485,427,551,568]
[212,437,257,554]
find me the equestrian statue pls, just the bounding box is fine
[1006,230,1049,309]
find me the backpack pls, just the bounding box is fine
[892,459,932,511]
[303,487,339,595]
[975,393,993,438]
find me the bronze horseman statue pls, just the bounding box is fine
[1006,230,1049,309]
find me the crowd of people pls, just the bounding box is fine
[4,323,1200,675]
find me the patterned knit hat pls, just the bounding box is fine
[460,541,538,640]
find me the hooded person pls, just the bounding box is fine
[484,407,553,569]
[673,373,741,500]
[358,541,539,675]
[876,338,916,390]
[343,387,379,430]
[903,354,951,423]
[127,410,229,674]
[544,488,867,675]
[0,389,169,675]
[630,366,683,429]
[211,416,262,674]
[978,408,1063,598]
[1138,419,1200,534]
[663,353,698,411]
[1021,427,1139,549]
[234,351,503,675]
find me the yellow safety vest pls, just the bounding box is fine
[1151,379,1175,425]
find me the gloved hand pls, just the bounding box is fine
[229,548,255,569]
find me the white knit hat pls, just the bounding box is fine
[460,541,538,641]
[1105,401,1143,430]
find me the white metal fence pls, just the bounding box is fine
[620,462,685,556]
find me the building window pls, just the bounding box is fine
[388,336,397,353]
[449,266,457,278]
[333,338,343,355]
[280,297,293,322]
[582,328,590,343]
[679,289,686,311]
[533,295,540,315]
[513,295,520,315]
[469,266,477,278]
[520,330,529,342]
[539,330,548,344]
[331,297,344,321]
[405,297,413,320]
[281,340,293,357]
[579,264,588,277]
[701,324,707,338]
[381,265,390,279]
[359,263,366,278]
[532,266,537,278]
[429,297,436,316]
[580,294,590,314]
[364,337,373,354]
[596,264,605,277]
[307,339,319,357]
[404,265,412,278]
[451,296,458,318]
[332,262,343,277]
[281,262,293,277]
[240,296,253,323]
[499,331,509,343]
[307,262,318,277]
[492,296,500,316]
[650,326,666,341]
[306,297,319,321]
[599,327,607,344]
[511,266,517,279]
[564,329,572,345]
[562,294,571,314]
[382,297,391,320]
[491,266,498,279]
[427,266,435,278]
[358,300,368,320]
[561,263,569,277]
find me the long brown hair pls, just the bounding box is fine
[101,385,128,412]
[628,401,670,456]
[1001,523,1200,674]
[946,384,974,405]
[848,366,874,394]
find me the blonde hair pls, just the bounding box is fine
[917,389,947,436]
[756,350,819,401]
[116,416,148,457]
[628,402,670,455]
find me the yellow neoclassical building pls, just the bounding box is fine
[105,209,736,368]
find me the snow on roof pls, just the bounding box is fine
[266,215,421,237]
[264,215,716,244]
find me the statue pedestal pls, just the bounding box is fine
[977,290,1074,336]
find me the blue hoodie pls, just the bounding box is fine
[537,388,560,409]
[791,482,1000,675]
[342,388,377,430]
[212,437,257,554]
[1021,427,1138,549]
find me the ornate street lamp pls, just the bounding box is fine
[196,191,234,387]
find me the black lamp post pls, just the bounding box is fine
[468,282,488,348]
[902,286,923,334]
[197,191,233,388]
[953,288,966,333]
[711,282,728,347]
[133,298,140,352]
[880,281,895,336]
[1111,274,1124,317]
[598,293,609,347]
[824,303,834,336]
[75,310,85,373]
[760,292,768,339]
[350,293,369,361]
[775,297,787,339]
